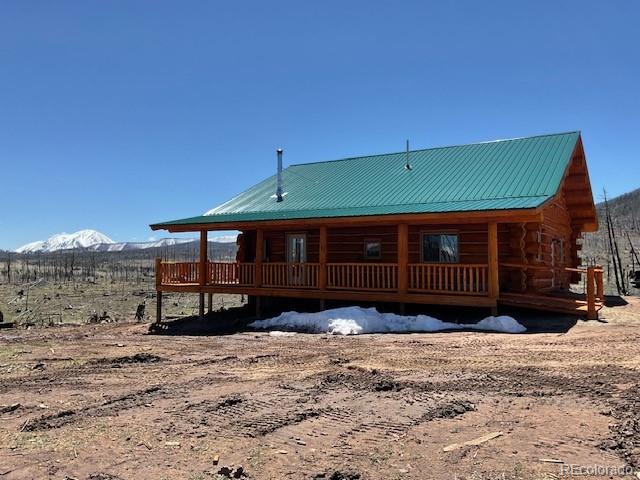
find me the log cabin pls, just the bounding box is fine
[151,131,603,320]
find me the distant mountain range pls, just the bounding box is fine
[15,229,237,253]
[581,187,639,269]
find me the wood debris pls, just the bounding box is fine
[443,431,503,452]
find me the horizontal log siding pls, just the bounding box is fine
[499,195,574,293]
[244,225,499,269]
[260,230,320,263]
[327,226,397,263]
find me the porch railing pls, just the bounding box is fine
[157,261,490,296]
[408,263,488,295]
[327,263,397,290]
[262,262,319,288]
[160,261,200,285]
[207,262,255,286]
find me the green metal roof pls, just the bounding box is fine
[152,131,580,228]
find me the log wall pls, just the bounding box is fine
[239,225,503,268]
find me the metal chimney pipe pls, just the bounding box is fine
[276,148,283,202]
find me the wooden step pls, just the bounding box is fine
[499,293,601,316]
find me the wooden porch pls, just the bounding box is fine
[155,259,603,319]
[153,215,605,321]
[157,260,490,297]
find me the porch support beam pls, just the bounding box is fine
[155,257,162,323]
[586,266,597,320]
[199,230,207,319]
[319,225,327,291]
[488,221,499,313]
[199,230,208,286]
[156,291,162,323]
[255,228,263,288]
[398,224,408,294]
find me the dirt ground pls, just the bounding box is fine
[1,298,639,479]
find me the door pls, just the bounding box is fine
[286,233,307,286]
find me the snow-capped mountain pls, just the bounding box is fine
[16,231,238,253]
[16,230,115,253]
[87,238,196,252]
[15,240,46,253]
[209,234,238,244]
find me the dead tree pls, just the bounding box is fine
[6,252,11,284]
[604,190,626,295]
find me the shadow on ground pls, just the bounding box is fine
[148,305,256,336]
[147,299,594,336]
[603,295,628,307]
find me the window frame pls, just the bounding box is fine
[363,238,382,260]
[536,229,543,262]
[419,231,460,264]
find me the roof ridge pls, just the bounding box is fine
[288,130,580,168]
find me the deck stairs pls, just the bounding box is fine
[500,292,603,316]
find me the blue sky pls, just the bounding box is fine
[1,1,638,250]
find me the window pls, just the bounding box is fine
[364,239,382,259]
[422,233,459,263]
[536,230,543,262]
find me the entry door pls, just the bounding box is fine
[286,233,307,285]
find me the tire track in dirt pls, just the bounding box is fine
[23,385,164,431]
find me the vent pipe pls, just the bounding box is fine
[405,139,412,170]
[276,148,284,202]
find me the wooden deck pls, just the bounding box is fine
[155,260,602,317]
[158,261,487,292]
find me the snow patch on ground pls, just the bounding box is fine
[249,306,526,335]
[268,331,298,337]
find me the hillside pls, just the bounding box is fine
[582,188,640,281]
[597,188,640,230]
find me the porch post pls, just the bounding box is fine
[156,291,162,323]
[255,229,263,287]
[199,230,207,319]
[586,266,597,320]
[155,257,162,323]
[254,229,264,318]
[319,225,327,290]
[488,222,499,314]
[319,225,328,311]
[595,268,604,301]
[398,224,408,294]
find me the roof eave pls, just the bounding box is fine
[150,207,544,233]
